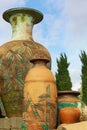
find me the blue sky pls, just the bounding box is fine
[0,0,87,90]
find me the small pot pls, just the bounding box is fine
[59,107,80,124]
[57,90,81,125]
[58,90,80,103]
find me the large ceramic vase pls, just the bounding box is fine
[23,58,57,130]
[0,8,51,117]
[57,90,83,125]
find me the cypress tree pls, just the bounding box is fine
[80,51,87,104]
[55,53,72,91]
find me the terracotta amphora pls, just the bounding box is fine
[23,58,57,130]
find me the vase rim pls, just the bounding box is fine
[3,7,43,24]
[58,90,80,96]
[30,58,50,63]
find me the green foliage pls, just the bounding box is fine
[55,53,72,91]
[80,50,87,104]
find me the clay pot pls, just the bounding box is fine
[58,90,80,103]
[59,107,80,124]
[57,90,81,125]
[23,58,57,130]
[0,8,51,117]
[58,90,81,112]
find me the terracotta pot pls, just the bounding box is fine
[58,90,80,103]
[0,8,51,117]
[58,90,81,112]
[23,58,57,130]
[57,90,82,125]
[59,107,80,124]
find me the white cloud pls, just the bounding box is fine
[33,13,63,47]
[62,0,87,47]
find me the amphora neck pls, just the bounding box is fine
[10,13,34,41]
[3,8,43,41]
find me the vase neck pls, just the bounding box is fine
[31,59,49,67]
[3,8,43,41]
[34,61,47,67]
[9,13,34,41]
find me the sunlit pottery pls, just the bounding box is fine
[23,58,57,130]
[57,90,83,125]
[0,8,51,117]
[59,107,80,124]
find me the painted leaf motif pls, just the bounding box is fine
[17,46,25,53]
[46,85,50,92]
[0,59,2,67]
[34,103,44,112]
[39,94,50,99]
[38,98,46,102]
[25,99,31,111]
[21,123,27,130]
[46,102,55,111]
[27,47,32,56]
[16,70,27,76]
[8,55,14,65]
[16,77,24,87]
[41,123,48,130]
[15,62,19,71]
[33,110,40,118]
[25,93,41,119]
[4,83,11,93]
[38,94,50,102]
[17,54,24,63]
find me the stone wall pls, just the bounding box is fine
[57,121,87,130]
[0,117,25,130]
[1,118,87,130]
